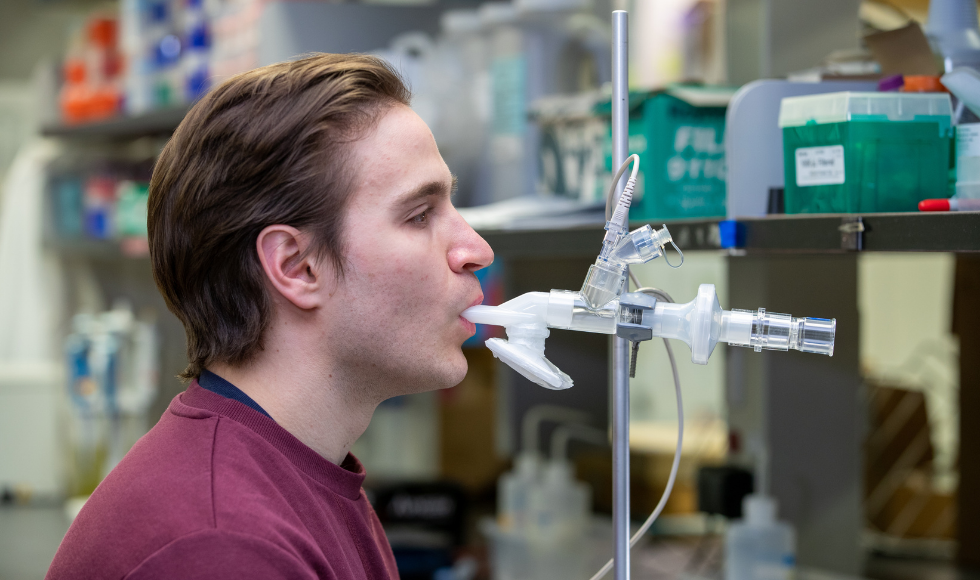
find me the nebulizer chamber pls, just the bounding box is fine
[580,224,674,311]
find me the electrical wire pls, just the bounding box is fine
[605,155,640,223]
[635,287,673,307]
[607,162,684,273]
[588,287,684,580]
[628,270,641,291]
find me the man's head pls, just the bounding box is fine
[149,53,492,393]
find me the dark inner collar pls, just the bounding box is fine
[198,369,272,419]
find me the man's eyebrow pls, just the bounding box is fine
[397,176,456,206]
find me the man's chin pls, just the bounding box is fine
[436,353,470,390]
[395,353,468,396]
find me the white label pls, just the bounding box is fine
[957,123,980,159]
[795,145,845,187]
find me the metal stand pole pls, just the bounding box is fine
[611,10,630,580]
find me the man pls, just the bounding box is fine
[47,53,493,579]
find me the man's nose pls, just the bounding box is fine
[448,212,494,273]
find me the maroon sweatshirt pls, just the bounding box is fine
[47,381,399,580]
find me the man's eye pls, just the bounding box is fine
[412,210,429,225]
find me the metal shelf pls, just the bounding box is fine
[45,212,976,263]
[40,106,190,140]
[478,218,721,259]
[738,212,980,253]
[45,237,150,260]
[477,212,980,258]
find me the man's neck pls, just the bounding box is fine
[208,341,376,466]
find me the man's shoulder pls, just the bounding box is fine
[47,403,305,579]
[47,407,220,578]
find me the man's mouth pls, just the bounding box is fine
[459,294,484,335]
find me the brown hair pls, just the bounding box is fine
[148,53,410,381]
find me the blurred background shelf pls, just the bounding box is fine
[40,106,189,140]
[738,212,980,253]
[477,212,980,258]
[477,218,721,258]
[45,237,150,260]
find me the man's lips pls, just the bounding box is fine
[459,294,484,335]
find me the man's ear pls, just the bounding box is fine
[256,225,330,311]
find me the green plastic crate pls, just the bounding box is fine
[779,92,953,214]
[599,87,730,221]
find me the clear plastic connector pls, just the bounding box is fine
[723,308,836,356]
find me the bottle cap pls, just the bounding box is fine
[877,74,904,92]
[919,198,951,211]
[744,494,777,525]
[516,453,540,478]
[901,76,947,93]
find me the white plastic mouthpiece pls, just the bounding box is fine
[462,291,618,390]
[463,295,576,390]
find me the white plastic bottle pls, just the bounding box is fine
[498,452,541,534]
[725,495,796,580]
[480,2,527,204]
[526,458,589,544]
[925,0,980,72]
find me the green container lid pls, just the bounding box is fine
[778,91,952,131]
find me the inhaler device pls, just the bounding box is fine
[463,155,836,390]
